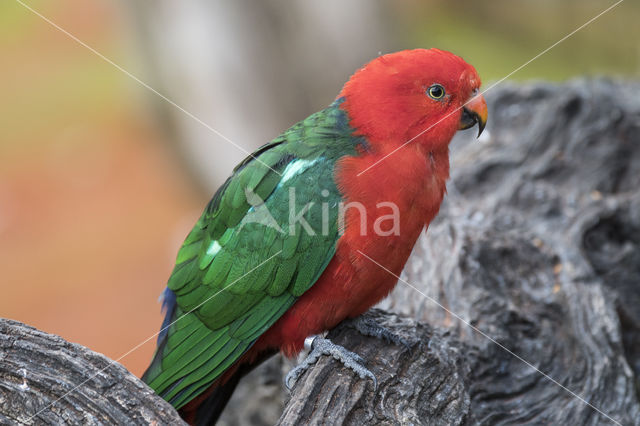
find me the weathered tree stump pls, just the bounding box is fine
[0,79,638,425]
[379,78,640,425]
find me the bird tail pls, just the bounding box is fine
[179,349,277,426]
[141,287,277,424]
[179,372,241,426]
[140,287,177,386]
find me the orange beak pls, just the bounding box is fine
[459,93,488,137]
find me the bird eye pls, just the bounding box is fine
[427,84,445,100]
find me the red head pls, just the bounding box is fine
[339,49,487,152]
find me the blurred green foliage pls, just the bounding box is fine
[397,0,638,81]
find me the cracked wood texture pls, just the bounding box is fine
[0,319,186,425]
[381,78,640,425]
[0,79,638,426]
[280,309,471,425]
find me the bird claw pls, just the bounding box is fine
[285,335,377,391]
[348,316,411,349]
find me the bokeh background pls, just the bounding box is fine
[1,0,638,377]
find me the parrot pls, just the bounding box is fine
[142,48,487,425]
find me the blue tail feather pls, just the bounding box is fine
[158,287,177,344]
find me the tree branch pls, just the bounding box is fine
[0,319,185,425]
[279,309,471,425]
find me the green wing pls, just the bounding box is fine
[142,100,362,408]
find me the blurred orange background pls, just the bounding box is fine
[0,1,202,375]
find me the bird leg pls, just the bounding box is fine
[346,316,411,349]
[284,335,377,390]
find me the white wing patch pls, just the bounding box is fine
[206,240,222,257]
[280,158,320,184]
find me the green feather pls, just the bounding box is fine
[142,98,365,410]
[282,227,301,259]
[169,340,249,408]
[267,258,298,297]
[202,250,233,286]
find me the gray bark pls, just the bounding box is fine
[382,78,640,425]
[279,310,471,426]
[0,319,186,425]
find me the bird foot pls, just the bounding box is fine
[285,335,377,390]
[347,316,411,349]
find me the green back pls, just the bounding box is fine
[142,99,364,408]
